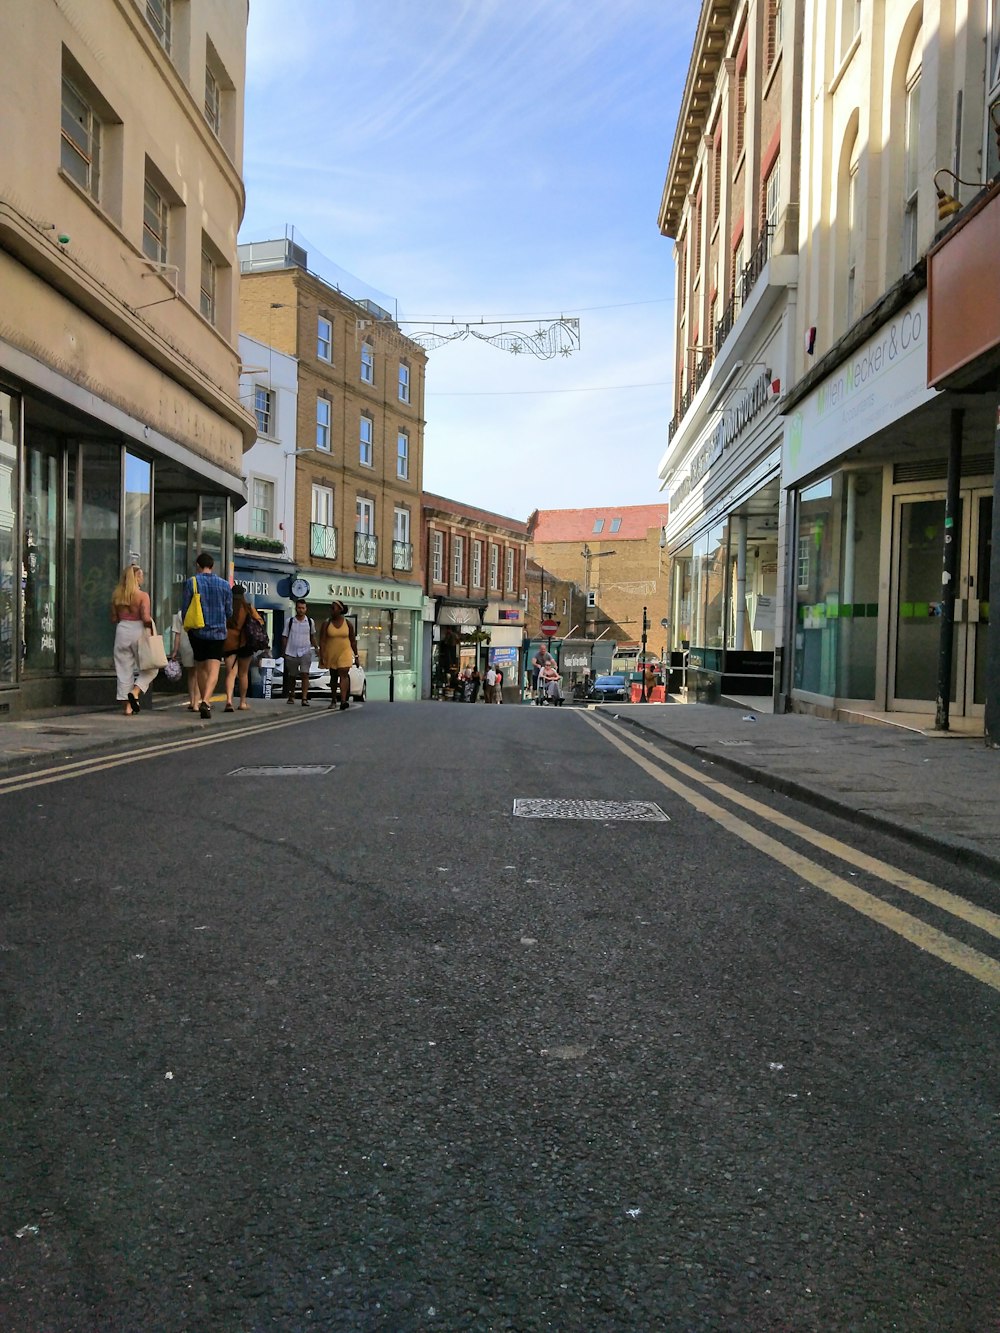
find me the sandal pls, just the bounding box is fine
[225,703,235,713]
[129,691,142,713]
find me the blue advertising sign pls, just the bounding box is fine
[489,647,519,665]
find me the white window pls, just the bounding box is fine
[312,484,334,526]
[254,387,273,436]
[902,67,921,269]
[610,517,622,533]
[61,76,101,200]
[394,507,410,544]
[505,548,515,592]
[200,245,216,324]
[317,316,332,362]
[561,598,568,615]
[732,235,746,311]
[431,531,444,582]
[396,431,409,479]
[587,591,597,608]
[145,0,172,52]
[797,535,811,590]
[360,414,373,466]
[489,544,500,590]
[398,361,410,402]
[250,478,274,537]
[204,64,221,135]
[453,534,465,584]
[472,539,483,587]
[765,157,781,233]
[356,497,374,534]
[361,340,374,384]
[142,175,168,264]
[593,518,604,533]
[316,396,331,451]
[846,157,859,321]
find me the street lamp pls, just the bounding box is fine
[581,545,616,636]
[640,606,649,702]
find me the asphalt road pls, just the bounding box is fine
[2,701,998,1331]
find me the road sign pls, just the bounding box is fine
[540,619,559,637]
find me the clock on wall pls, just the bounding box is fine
[290,577,311,600]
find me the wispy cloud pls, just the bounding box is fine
[242,0,698,516]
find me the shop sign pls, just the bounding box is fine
[562,653,589,668]
[785,294,936,485]
[489,647,519,664]
[671,369,772,510]
[327,581,403,603]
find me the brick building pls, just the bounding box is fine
[238,236,427,701]
[422,494,528,699]
[527,505,670,657]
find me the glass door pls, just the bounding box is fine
[22,434,60,675]
[890,489,987,716]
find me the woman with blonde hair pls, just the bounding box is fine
[318,600,358,710]
[111,564,156,716]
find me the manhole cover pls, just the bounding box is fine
[513,799,669,821]
[228,764,335,776]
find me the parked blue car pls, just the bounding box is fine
[590,673,628,702]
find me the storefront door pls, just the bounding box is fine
[889,488,991,717]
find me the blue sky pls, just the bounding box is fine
[242,0,699,521]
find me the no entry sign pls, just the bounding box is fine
[540,619,559,637]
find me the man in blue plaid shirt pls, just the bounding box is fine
[181,552,232,719]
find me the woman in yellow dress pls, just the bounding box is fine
[318,600,359,710]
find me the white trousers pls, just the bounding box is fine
[114,620,159,701]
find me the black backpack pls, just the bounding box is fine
[243,613,269,654]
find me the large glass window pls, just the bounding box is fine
[355,607,413,674]
[690,522,728,649]
[23,437,60,674]
[198,494,227,567]
[0,392,20,685]
[124,452,151,568]
[66,442,120,673]
[61,76,101,200]
[793,469,882,698]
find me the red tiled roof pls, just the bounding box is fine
[530,504,668,543]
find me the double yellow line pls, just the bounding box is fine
[0,711,320,796]
[582,713,1000,995]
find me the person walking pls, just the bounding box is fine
[170,608,198,711]
[531,644,555,695]
[317,600,358,711]
[223,584,264,712]
[494,663,504,703]
[180,552,232,720]
[280,599,317,705]
[483,664,496,703]
[111,564,157,716]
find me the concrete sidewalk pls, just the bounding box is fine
[594,702,1000,875]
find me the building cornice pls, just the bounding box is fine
[658,0,734,239]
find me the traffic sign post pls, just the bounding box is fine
[540,619,559,638]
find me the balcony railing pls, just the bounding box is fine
[668,347,714,441]
[309,522,338,560]
[354,532,378,566]
[713,224,773,356]
[392,540,413,572]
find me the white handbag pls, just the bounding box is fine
[138,620,169,672]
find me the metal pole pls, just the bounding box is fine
[935,409,963,731]
[640,606,648,702]
[985,401,1000,746]
[388,608,395,702]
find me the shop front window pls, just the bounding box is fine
[23,436,60,674]
[355,606,413,674]
[125,453,152,568]
[198,494,227,566]
[691,522,728,649]
[0,391,19,685]
[793,469,882,698]
[66,442,120,673]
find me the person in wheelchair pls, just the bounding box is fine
[537,659,564,706]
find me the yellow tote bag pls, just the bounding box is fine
[182,576,206,631]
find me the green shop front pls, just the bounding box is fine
[298,571,423,702]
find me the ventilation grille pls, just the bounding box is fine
[893,453,993,484]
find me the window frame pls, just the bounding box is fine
[61,74,101,201]
[396,430,409,479]
[505,547,515,593]
[398,361,411,402]
[902,67,921,270]
[199,244,217,324]
[250,476,274,538]
[142,175,169,265]
[204,62,221,135]
[356,496,374,535]
[360,339,374,385]
[316,395,332,452]
[311,483,334,527]
[431,530,444,583]
[359,412,374,467]
[393,506,410,545]
[253,386,274,437]
[472,539,483,587]
[489,544,500,590]
[452,534,465,585]
[317,315,333,362]
[145,0,172,53]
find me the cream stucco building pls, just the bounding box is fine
[0,0,254,713]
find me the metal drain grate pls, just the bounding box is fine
[228,764,335,777]
[513,798,669,821]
